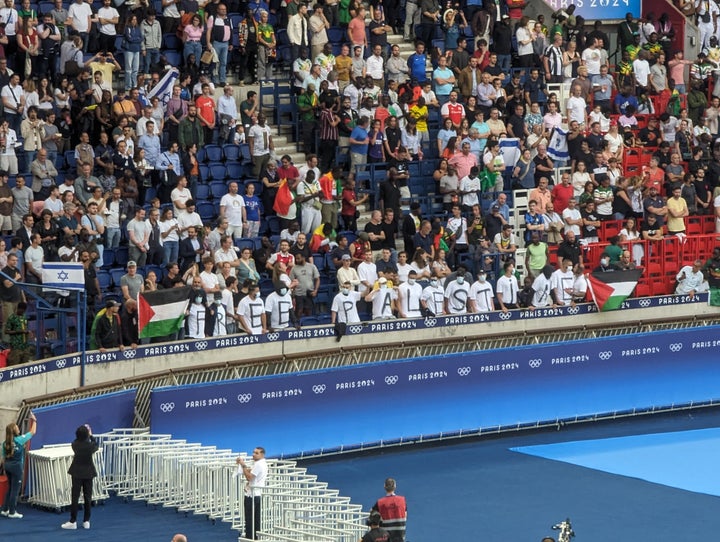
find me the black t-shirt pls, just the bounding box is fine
[379,220,398,249]
[507,114,525,138]
[290,243,312,260]
[557,240,582,265]
[581,210,599,238]
[638,127,661,146]
[365,221,385,251]
[378,181,402,216]
[0,265,22,302]
[640,220,661,238]
[485,213,504,242]
[375,259,398,276]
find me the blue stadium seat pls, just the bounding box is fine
[312,253,326,273]
[64,151,76,170]
[239,143,251,164]
[115,246,129,266]
[209,180,228,199]
[205,144,223,163]
[196,201,216,221]
[209,164,227,181]
[225,162,243,180]
[235,238,255,252]
[164,51,182,68]
[101,249,115,270]
[223,144,240,163]
[327,27,344,44]
[196,184,211,200]
[197,147,207,162]
[97,270,112,290]
[162,33,181,50]
[199,164,210,181]
[110,269,125,288]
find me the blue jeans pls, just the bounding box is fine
[106,227,121,249]
[2,459,22,514]
[163,240,179,266]
[496,54,511,74]
[213,40,229,83]
[184,41,202,66]
[143,48,160,73]
[125,51,140,90]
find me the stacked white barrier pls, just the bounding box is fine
[27,445,109,510]
[92,429,366,542]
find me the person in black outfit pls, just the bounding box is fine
[61,424,99,530]
[93,300,124,352]
[362,512,390,542]
[378,169,402,217]
[120,299,139,348]
[401,202,421,254]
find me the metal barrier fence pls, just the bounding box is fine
[92,429,367,542]
[27,445,110,511]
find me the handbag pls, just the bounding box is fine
[200,49,214,65]
[65,53,81,76]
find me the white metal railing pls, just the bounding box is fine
[91,429,367,542]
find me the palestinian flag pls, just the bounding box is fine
[710,288,720,307]
[138,287,191,339]
[587,269,643,311]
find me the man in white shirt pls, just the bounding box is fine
[331,280,362,324]
[265,285,296,330]
[96,0,119,52]
[214,234,240,275]
[171,176,192,217]
[67,0,93,50]
[397,269,422,318]
[177,200,203,240]
[126,207,150,267]
[219,181,245,239]
[444,271,470,314]
[468,271,494,313]
[562,198,583,236]
[529,265,554,309]
[496,260,519,311]
[632,50,651,94]
[551,258,575,306]
[217,85,239,144]
[1,73,24,135]
[357,250,378,296]
[237,447,268,541]
[236,283,267,335]
[366,44,385,85]
[675,260,709,297]
[566,84,587,127]
[459,166,481,209]
[248,113,273,178]
[364,276,397,319]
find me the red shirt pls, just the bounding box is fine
[195,95,216,127]
[552,183,574,214]
[277,165,299,182]
[442,102,465,127]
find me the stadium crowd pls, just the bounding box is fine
[0,0,719,362]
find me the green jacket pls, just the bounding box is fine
[178,117,204,151]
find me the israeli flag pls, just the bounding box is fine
[498,137,521,169]
[41,262,85,291]
[547,127,570,162]
[148,67,180,112]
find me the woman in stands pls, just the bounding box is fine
[159,207,180,266]
[410,248,432,279]
[432,248,452,279]
[182,14,204,67]
[34,209,61,262]
[619,217,644,267]
[437,118,456,156]
[1,412,37,519]
[237,247,261,284]
[562,39,581,83]
[433,158,449,183]
[571,160,591,198]
[261,160,280,217]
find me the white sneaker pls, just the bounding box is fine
[61,521,77,529]
[7,512,23,519]
[0,510,8,517]
[83,521,90,529]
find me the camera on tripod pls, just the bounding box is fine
[551,518,575,542]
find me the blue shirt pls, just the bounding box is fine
[2,431,32,464]
[407,53,427,83]
[349,126,369,155]
[613,93,638,115]
[157,151,184,175]
[138,134,161,166]
[433,66,454,96]
[244,195,261,221]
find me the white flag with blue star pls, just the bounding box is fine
[42,262,85,291]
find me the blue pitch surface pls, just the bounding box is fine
[513,427,720,498]
[3,415,720,542]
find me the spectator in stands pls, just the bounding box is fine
[676,260,708,297]
[95,300,124,351]
[666,184,689,237]
[496,260,519,312]
[256,11,276,83]
[206,4,232,87]
[120,299,139,348]
[643,185,668,226]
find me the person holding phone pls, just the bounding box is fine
[1,411,37,519]
[61,424,99,530]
